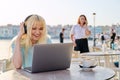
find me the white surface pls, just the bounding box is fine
[82,51,120,68]
[82,51,120,56]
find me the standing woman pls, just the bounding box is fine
[70,14,91,53]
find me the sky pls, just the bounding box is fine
[0,0,120,26]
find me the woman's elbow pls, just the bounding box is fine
[70,34,74,40]
[12,58,22,69]
[14,64,21,69]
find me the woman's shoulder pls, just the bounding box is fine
[73,24,79,27]
[47,34,52,44]
[10,36,18,46]
[72,24,79,29]
[10,35,26,47]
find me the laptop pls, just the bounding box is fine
[24,43,73,73]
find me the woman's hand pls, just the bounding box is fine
[85,28,91,36]
[73,41,76,47]
[18,22,25,39]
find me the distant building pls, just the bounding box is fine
[0,25,19,39]
[0,24,120,39]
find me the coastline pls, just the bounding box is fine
[0,39,93,59]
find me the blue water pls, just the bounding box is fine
[0,39,94,59]
[52,39,93,46]
[51,39,72,43]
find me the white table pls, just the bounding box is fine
[82,51,120,56]
[0,63,115,80]
[82,51,120,68]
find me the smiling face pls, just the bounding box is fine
[25,15,47,45]
[31,22,44,44]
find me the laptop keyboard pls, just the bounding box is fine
[24,67,32,72]
[26,67,32,71]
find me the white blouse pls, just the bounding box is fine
[70,24,89,39]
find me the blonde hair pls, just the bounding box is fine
[21,14,47,53]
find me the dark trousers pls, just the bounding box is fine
[60,38,63,43]
[110,38,115,49]
[74,38,89,53]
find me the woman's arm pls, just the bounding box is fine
[12,22,24,69]
[70,34,74,42]
[70,34,76,47]
[70,26,76,47]
[12,36,22,69]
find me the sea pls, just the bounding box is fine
[0,39,93,59]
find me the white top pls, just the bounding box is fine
[70,24,89,39]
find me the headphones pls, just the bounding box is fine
[24,15,33,34]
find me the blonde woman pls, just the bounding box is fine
[70,14,91,53]
[11,14,51,69]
